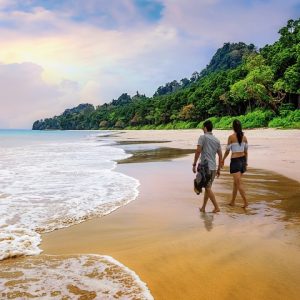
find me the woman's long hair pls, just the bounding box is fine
[233,119,243,145]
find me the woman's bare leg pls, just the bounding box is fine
[232,172,248,208]
[229,180,237,206]
[239,174,248,208]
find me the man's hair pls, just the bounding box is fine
[203,120,213,132]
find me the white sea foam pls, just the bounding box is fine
[0,254,154,299]
[0,136,139,260]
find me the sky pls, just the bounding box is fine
[0,0,299,128]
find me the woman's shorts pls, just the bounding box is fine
[230,156,247,174]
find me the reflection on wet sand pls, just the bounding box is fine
[116,140,171,145]
[197,166,300,240]
[117,147,195,164]
[199,212,214,231]
[219,168,300,227]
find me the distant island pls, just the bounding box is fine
[33,19,300,130]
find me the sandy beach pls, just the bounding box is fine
[40,129,300,299]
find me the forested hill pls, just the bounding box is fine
[33,19,300,130]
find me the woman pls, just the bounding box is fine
[222,119,248,208]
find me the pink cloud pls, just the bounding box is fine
[0,63,81,128]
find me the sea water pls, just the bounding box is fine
[0,130,153,299]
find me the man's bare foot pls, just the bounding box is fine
[242,202,248,208]
[228,202,235,206]
[199,207,205,213]
[212,208,220,213]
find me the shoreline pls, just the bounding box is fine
[41,131,300,299]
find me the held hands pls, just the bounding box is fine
[220,160,225,168]
[193,164,221,177]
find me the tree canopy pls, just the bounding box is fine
[33,19,299,131]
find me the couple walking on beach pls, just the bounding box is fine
[192,119,248,212]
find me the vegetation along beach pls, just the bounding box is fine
[0,1,299,299]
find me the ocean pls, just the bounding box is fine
[0,129,153,299]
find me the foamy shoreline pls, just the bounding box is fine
[0,137,140,261]
[113,128,300,182]
[0,131,153,299]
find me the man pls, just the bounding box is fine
[192,120,222,213]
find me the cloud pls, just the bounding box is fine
[0,4,189,104]
[0,63,81,128]
[1,0,164,29]
[161,0,300,47]
[0,0,16,9]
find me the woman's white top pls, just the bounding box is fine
[226,142,248,153]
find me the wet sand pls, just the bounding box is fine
[41,146,300,299]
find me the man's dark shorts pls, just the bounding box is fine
[205,170,216,188]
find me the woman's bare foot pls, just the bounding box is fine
[228,202,235,206]
[199,207,205,213]
[212,208,220,213]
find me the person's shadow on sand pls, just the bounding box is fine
[199,212,214,231]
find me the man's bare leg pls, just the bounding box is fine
[200,190,209,212]
[205,187,220,213]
